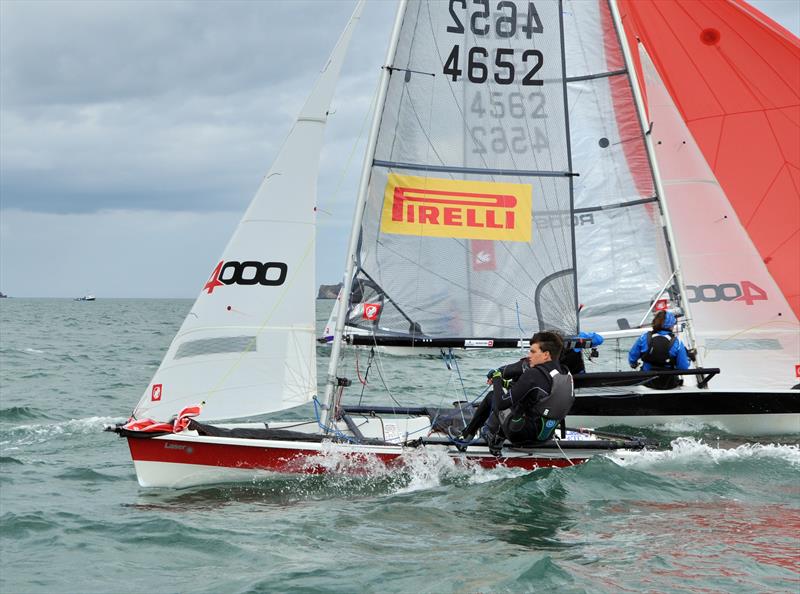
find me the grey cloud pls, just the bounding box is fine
[1,0,359,107]
[1,0,394,214]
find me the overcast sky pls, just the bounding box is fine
[1,0,798,298]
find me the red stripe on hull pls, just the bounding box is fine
[127,437,585,474]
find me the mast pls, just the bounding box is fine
[559,0,581,334]
[607,0,702,368]
[321,0,409,429]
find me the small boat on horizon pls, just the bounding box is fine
[74,294,96,301]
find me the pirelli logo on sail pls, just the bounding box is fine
[380,174,532,242]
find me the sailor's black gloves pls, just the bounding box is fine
[490,370,513,389]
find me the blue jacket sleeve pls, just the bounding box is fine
[671,340,691,370]
[578,331,604,348]
[628,334,646,365]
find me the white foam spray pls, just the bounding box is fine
[609,436,800,468]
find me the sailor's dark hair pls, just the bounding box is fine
[652,310,676,332]
[530,331,563,361]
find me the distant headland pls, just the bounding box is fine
[317,283,342,299]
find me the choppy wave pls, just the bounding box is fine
[1,299,798,594]
[55,467,120,482]
[0,347,46,358]
[0,513,55,538]
[0,416,123,447]
[0,406,53,422]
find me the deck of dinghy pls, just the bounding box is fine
[113,413,650,452]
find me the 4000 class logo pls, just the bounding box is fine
[380,174,532,242]
[203,260,288,294]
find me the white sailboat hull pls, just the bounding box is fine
[132,460,276,489]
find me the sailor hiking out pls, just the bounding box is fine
[628,310,691,389]
[452,331,575,455]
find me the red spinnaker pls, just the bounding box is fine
[617,0,800,318]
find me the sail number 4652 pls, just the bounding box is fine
[444,46,543,85]
[686,281,767,305]
[444,1,545,86]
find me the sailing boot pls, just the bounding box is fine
[481,426,504,457]
[447,426,474,452]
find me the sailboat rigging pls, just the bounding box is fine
[111,0,797,488]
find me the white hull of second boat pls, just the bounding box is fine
[570,387,799,435]
[568,412,799,436]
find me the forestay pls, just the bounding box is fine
[343,0,679,343]
[133,3,365,421]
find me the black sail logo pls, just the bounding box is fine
[203,261,288,294]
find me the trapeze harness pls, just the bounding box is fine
[497,367,575,442]
[641,331,677,368]
[639,331,682,390]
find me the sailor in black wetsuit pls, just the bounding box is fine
[453,331,574,455]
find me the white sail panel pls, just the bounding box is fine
[642,45,800,391]
[352,0,578,340]
[133,3,364,421]
[563,0,673,333]
[339,0,680,343]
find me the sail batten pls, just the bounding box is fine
[372,160,574,177]
[567,69,628,83]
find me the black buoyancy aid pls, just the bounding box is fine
[501,367,574,442]
[530,368,575,420]
[641,331,677,368]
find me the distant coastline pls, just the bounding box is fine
[317,283,342,299]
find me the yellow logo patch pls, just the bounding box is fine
[380,174,532,242]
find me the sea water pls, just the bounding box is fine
[1,298,798,593]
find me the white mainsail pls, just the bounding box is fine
[641,45,800,391]
[334,0,685,345]
[133,1,365,422]
[349,0,577,341]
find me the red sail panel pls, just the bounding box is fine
[617,0,800,318]
[601,0,655,199]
